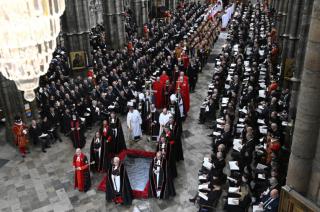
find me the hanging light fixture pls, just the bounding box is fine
[0,0,65,102]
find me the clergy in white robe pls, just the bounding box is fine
[127,107,142,140]
[159,108,172,137]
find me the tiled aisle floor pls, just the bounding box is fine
[0,32,227,212]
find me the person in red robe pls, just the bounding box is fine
[179,71,189,86]
[160,71,170,86]
[153,77,164,109]
[73,148,91,192]
[176,75,190,114]
[12,116,29,157]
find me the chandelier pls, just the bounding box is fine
[0,0,65,102]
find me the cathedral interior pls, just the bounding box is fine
[0,0,319,212]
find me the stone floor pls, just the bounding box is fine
[0,32,228,212]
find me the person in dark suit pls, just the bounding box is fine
[41,116,55,144]
[258,189,279,212]
[29,120,50,152]
[47,107,62,142]
[199,184,222,212]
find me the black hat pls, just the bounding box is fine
[14,116,22,123]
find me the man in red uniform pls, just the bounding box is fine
[153,77,164,109]
[12,116,29,157]
[73,148,91,192]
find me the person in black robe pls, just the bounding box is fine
[108,111,127,154]
[100,120,113,170]
[70,114,86,149]
[157,134,177,179]
[106,157,133,205]
[149,151,176,199]
[146,104,160,141]
[90,131,103,172]
[168,116,184,161]
[168,94,182,125]
[163,127,178,178]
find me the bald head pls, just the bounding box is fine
[113,157,120,166]
[76,148,81,156]
[270,189,279,199]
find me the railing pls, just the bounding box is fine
[279,185,320,212]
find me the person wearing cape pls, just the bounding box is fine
[90,131,103,172]
[149,151,176,199]
[105,157,133,205]
[167,116,184,161]
[159,71,170,86]
[73,148,91,192]
[100,120,113,170]
[157,134,177,179]
[108,111,127,154]
[163,127,178,178]
[168,94,182,125]
[70,114,86,149]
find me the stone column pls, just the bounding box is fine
[286,0,320,195]
[169,0,176,10]
[275,0,281,13]
[280,0,302,84]
[308,128,320,204]
[62,0,92,65]
[278,0,289,38]
[280,0,294,60]
[132,0,149,36]
[0,74,27,143]
[152,0,165,18]
[276,0,286,32]
[288,0,314,119]
[103,0,126,49]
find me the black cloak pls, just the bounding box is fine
[105,163,133,205]
[89,137,103,172]
[108,117,127,154]
[148,157,176,199]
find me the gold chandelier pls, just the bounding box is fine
[0,0,65,102]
